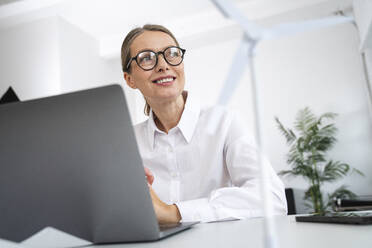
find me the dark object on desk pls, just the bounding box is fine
[296,212,372,225]
[285,188,296,215]
[0,87,20,104]
[333,196,372,211]
[0,84,197,244]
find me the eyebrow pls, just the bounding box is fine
[134,45,176,55]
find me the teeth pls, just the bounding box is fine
[155,77,173,84]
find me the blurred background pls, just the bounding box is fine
[0,0,371,210]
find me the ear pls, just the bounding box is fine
[124,72,137,89]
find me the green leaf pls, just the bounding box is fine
[287,146,305,166]
[319,160,350,182]
[318,124,337,137]
[314,136,337,152]
[278,165,314,179]
[277,170,296,177]
[351,168,365,177]
[295,107,317,136]
[307,153,326,164]
[275,117,296,144]
[318,112,338,125]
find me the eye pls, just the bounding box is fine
[138,52,155,64]
[168,48,181,57]
[165,47,182,62]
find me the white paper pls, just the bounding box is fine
[0,238,26,248]
[21,227,92,248]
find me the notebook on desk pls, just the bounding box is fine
[0,84,197,244]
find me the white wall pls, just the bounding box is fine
[0,17,60,100]
[57,17,138,123]
[58,18,114,92]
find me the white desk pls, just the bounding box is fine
[93,215,372,248]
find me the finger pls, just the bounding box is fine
[144,167,154,185]
[148,186,157,202]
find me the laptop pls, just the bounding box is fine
[0,84,197,244]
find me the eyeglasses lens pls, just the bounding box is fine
[164,47,183,65]
[137,52,157,70]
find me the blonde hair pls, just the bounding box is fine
[121,24,180,116]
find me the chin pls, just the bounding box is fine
[157,89,183,101]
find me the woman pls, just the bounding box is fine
[121,24,287,224]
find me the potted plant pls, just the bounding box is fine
[275,107,363,214]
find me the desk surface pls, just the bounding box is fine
[93,215,372,248]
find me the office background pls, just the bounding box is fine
[0,0,371,208]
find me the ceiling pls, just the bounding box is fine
[0,0,353,31]
[0,0,354,58]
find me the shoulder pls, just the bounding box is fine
[199,105,239,131]
[199,105,254,146]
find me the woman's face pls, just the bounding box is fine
[124,31,185,104]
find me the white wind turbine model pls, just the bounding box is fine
[210,0,355,248]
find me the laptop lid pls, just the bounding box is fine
[0,84,161,243]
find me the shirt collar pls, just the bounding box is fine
[146,110,159,149]
[146,91,200,149]
[177,91,200,143]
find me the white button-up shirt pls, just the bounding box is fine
[134,93,287,222]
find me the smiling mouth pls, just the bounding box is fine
[152,77,176,84]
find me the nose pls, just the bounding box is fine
[155,53,169,72]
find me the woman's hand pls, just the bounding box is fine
[144,167,181,224]
[148,185,181,224]
[144,167,154,185]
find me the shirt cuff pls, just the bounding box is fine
[175,198,217,222]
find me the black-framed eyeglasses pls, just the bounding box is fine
[126,46,186,71]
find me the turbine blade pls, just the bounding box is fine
[211,0,262,39]
[263,16,354,40]
[208,39,252,135]
[217,39,251,105]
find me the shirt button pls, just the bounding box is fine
[168,147,173,152]
[171,172,178,178]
